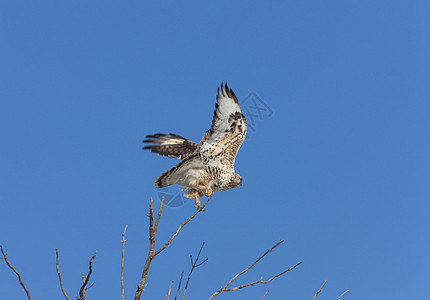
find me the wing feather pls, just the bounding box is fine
[198,83,247,176]
[142,133,197,160]
[154,154,204,188]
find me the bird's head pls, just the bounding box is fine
[212,173,243,191]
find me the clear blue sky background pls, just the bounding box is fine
[1,1,429,299]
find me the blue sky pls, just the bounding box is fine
[1,1,429,299]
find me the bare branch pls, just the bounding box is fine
[154,195,213,257]
[164,281,174,300]
[259,289,269,300]
[182,242,208,300]
[219,262,301,293]
[174,271,184,300]
[135,197,162,300]
[336,289,350,300]
[209,240,301,299]
[154,196,164,236]
[223,239,283,288]
[56,248,71,300]
[78,252,96,300]
[0,245,33,300]
[135,194,213,300]
[313,280,327,300]
[121,224,128,300]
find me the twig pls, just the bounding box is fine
[56,248,71,300]
[154,195,213,257]
[86,281,95,289]
[78,252,97,300]
[135,194,213,300]
[174,271,184,300]
[164,281,174,300]
[313,280,327,300]
[0,245,33,300]
[182,242,208,300]
[209,240,301,299]
[259,289,269,300]
[336,289,350,300]
[121,224,128,300]
[219,262,301,292]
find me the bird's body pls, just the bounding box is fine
[143,84,247,207]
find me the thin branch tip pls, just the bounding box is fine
[78,252,97,300]
[336,289,350,300]
[1,246,33,300]
[56,248,71,300]
[313,280,328,300]
[121,225,128,300]
[182,242,208,299]
[208,240,301,299]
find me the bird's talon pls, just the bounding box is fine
[194,199,201,208]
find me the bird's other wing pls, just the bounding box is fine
[154,154,203,188]
[199,83,247,173]
[142,133,198,160]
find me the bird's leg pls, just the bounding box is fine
[194,193,201,208]
[205,190,213,197]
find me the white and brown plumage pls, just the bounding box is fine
[142,83,247,207]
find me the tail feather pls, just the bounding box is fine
[142,133,197,160]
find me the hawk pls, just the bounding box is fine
[142,83,247,207]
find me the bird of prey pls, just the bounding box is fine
[142,83,247,207]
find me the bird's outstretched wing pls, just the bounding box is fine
[142,133,198,160]
[153,154,203,188]
[198,83,247,174]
